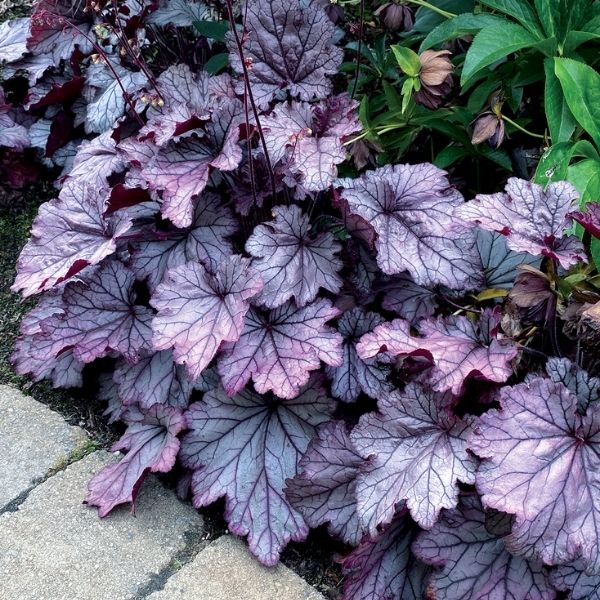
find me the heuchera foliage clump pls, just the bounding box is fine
[3,0,600,598]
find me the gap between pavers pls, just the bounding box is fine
[148,535,326,600]
[0,451,205,600]
[0,384,89,510]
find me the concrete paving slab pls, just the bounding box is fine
[148,535,325,600]
[0,451,205,600]
[0,384,88,508]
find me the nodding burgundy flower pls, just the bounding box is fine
[471,112,505,148]
[375,2,414,31]
[414,50,453,109]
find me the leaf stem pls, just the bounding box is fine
[404,0,455,19]
[502,115,546,140]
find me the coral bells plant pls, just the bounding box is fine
[4,0,600,598]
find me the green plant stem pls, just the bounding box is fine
[404,0,455,19]
[502,115,547,140]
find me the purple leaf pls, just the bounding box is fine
[68,132,126,188]
[85,404,185,517]
[379,272,438,324]
[476,229,542,289]
[337,163,483,289]
[351,383,477,533]
[358,308,517,395]
[34,261,153,364]
[151,255,263,380]
[457,178,586,269]
[0,17,29,63]
[12,180,138,297]
[469,376,600,572]
[180,378,335,565]
[339,511,427,600]
[325,307,391,403]
[545,357,600,413]
[551,561,600,599]
[261,96,361,191]
[113,350,195,410]
[570,202,600,239]
[130,192,238,290]
[227,0,343,108]
[412,494,555,600]
[218,299,343,400]
[285,420,363,545]
[0,112,30,150]
[147,0,209,27]
[245,204,343,308]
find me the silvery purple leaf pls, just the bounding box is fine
[379,272,438,324]
[469,377,600,573]
[12,180,138,297]
[0,113,30,149]
[261,96,360,191]
[151,256,263,380]
[476,229,541,289]
[570,202,600,238]
[35,261,153,364]
[68,132,126,188]
[358,308,518,395]
[339,511,427,600]
[285,420,363,545]
[180,378,335,565]
[147,0,209,27]
[325,307,391,403]
[113,350,195,410]
[545,357,600,413]
[0,17,29,63]
[351,383,477,533]
[84,61,148,133]
[130,193,238,290]
[85,404,185,516]
[457,178,586,269]
[412,494,555,600]
[218,299,343,400]
[246,204,343,308]
[2,53,55,85]
[227,0,343,108]
[337,163,483,289]
[550,561,600,599]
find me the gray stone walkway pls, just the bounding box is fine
[0,386,326,600]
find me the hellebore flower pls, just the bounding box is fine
[375,2,414,31]
[471,112,505,148]
[414,50,453,109]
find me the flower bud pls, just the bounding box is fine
[375,2,414,31]
[471,113,505,148]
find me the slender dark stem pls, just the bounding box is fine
[351,0,365,99]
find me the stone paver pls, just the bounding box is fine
[0,385,88,508]
[0,451,205,600]
[148,535,325,600]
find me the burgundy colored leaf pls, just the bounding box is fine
[85,404,185,516]
[351,383,477,533]
[12,180,139,297]
[151,255,263,380]
[551,561,600,599]
[285,420,363,545]
[379,272,438,324]
[358,308,517,395]
[0,17,29,63]
[457,178,586,269]
[412,494,555,600]
[339,511,427,600]
[180,378,335,565]
[113,350,195,410]
[338,163,483,289]
[570,202,600,239]
[325,307,391,403]
[130,193,238,290]
[34,260,153,364]
[245,204,342,308]
[218,299,343,400]
[227,0,343,108]
[469,377,600,572]
[261,95,360,191]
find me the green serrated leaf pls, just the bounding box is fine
[203,53,229,74]
[193,20,230,41]
[479,0,544,37]
[592,237,600,270]
[433,145,468,169]
[391,45,421,77]
[543,58,576,144]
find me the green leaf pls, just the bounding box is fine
[534,142,575,184]
[591,237,600,269]
[461,23,538,87]
[382,81,404,114]
[419,13,508,51]
[543,58,576,144]
[411,0,475,33]
[203,53,229,74]
[391,45,421,77]
[479,0,544,37]
[433,145,468,169]
[554,57,600,149]
[193,20,230,42]
[564,31,600,54]
[567,159,600,208]
[534,0,593,42]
